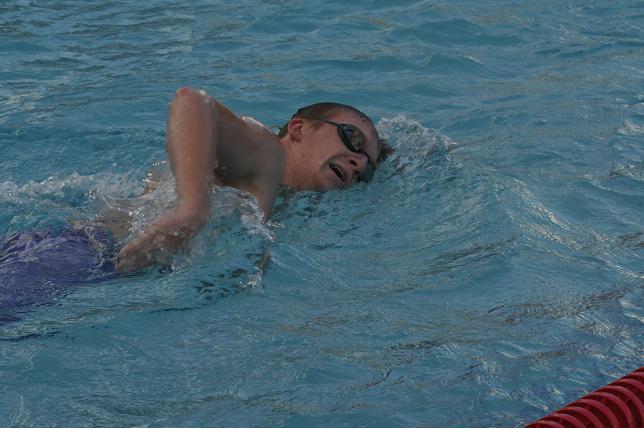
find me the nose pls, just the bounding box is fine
[348,152,369,176]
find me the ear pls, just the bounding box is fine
[287,117,305,142]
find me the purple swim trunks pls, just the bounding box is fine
[0,225,118,321]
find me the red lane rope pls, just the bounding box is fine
[526,367,644,428]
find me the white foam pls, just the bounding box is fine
[0,171,140,205]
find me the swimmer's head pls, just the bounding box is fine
[278,103,392,191]
[278,103,392,165]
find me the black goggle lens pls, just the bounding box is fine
[338,124,364,151]
[338,125,374,183]
[309,117,375,183]
[333,123,374,182]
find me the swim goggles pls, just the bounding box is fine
[314,118,375,182]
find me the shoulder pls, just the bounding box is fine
[241,116,271,132]
[239,116,284,168]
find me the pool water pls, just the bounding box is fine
[1,1,643,426]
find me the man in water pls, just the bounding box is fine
[116,87,389,272]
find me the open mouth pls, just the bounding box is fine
[329,163,345,182]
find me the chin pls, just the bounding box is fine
[323,181,348,192]
[312,180,337,193]
[315,183,334,192]
[308,174,332,192]
[310,168,344,192]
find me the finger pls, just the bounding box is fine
[116,250,154,273]
[116,240,152,273]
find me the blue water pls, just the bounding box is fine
[1,1,643,426]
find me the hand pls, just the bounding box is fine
[116,203,209,273]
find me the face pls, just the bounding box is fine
[294,110,379,192]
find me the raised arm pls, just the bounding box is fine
[165,87,218,220]
[116,87,284,272]
[115,88,217,272]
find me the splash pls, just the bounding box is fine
[377,114,458,163]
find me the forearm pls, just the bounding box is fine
[166,87,219,216]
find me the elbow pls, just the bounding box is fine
[171,86,212,106]
[169,86,220,119]
[165,87,220,157]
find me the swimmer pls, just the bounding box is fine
[115,87,391,272]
